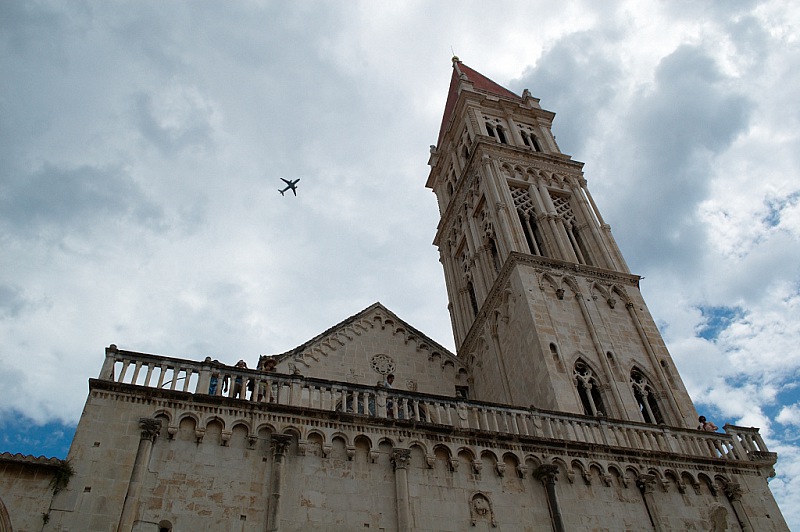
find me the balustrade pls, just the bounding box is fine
[99,348,771,465]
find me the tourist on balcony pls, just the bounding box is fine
[232,360,248,399]
[207,358,223,395]
[383,374,395,418]
[698,416,718,432]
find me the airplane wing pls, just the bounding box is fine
[281,178,292,185]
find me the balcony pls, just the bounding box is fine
[98,346,774,467]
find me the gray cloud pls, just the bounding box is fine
[0,163,166,237]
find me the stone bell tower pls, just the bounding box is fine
[426,58,698,428]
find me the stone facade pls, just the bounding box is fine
[0,60,789,531]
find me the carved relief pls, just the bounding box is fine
[469,492,497,527]
[370,354,396,375]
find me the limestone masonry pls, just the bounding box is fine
[0,59,788,531]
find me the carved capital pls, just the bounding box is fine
[495,462,506,477]
[138,417,161,441]
[392,448,411,470]
[534,464,559,485]
[724,482,743,502]
[272,434,293,457]
[636,474,657,494]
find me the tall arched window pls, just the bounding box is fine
[510,186,547,257]
[467,281,479,317]
[631,368,664,424]
[574,360,607,416]
[495,125,508,144]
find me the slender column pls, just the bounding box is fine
[725,483,753,532]
[117,418,161,532]
[535,464,565,532]
[484,156,526,254]
[392,449,412,532]
[636,474,664,532]
[582,184,630,272]
[625,303,684,424]
[574,293,626,416]
[267,434,293,531]
[570,178,614,268]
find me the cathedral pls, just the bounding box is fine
[0,59,788,531]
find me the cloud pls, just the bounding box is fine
[0,163,166,238]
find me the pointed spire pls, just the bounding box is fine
[436,59,522,147]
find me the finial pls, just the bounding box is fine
[452,55,460,64]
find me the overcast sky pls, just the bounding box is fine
[2,0,799,524]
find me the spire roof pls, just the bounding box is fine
[436,58,522,146]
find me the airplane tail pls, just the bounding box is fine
[279,189,284,196]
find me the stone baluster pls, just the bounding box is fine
[118,359,130,383]
[130,361,142,385]
[143,363,155,388]
[182,368,193,392]
[117,417,161,532]
[267,434,293,532]
[392,449,413,532]
[156,364,167,388]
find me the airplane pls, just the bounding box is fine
[278,178,300,196]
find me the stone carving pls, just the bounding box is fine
[272,434,293,457]
[709,504,729,531]
[406,379,417,391]
[391,448,411,471]
[138,417,161,441]
[469,492,496,527]
[371,354,396,375]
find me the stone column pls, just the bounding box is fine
[625,302,684,424]
[267,434,293,532]
[392,448,412,532]
[574,293,626,416]
[535,464,565,532]
[100,344,118,380]
[724,483,753,532]
[636,474,664,532]
[117,417,161,532]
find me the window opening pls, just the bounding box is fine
[467,281,479,317]
[510,186,546,256]
[574,360,606,416]
[631,369,664,424]
[496,126,508,144]
[551,193,592,265]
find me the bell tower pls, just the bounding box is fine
[427,58,698,427]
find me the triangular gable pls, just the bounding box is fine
[262,303,467,397]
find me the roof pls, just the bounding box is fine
[0,451,63,468]
[436,59,522,147]
[273,302,457,361]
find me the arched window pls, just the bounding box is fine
[485,123,496,139]
[631,369,664,424]
[496,125,508,144]
[574,360,606,416]
[510,187,547,256]
[487,237,501,274]
[467,281,479,317]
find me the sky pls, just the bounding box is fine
[1,0,799,525]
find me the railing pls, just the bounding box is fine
[99,347,773,465]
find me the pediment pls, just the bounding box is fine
[262,303,467,397]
